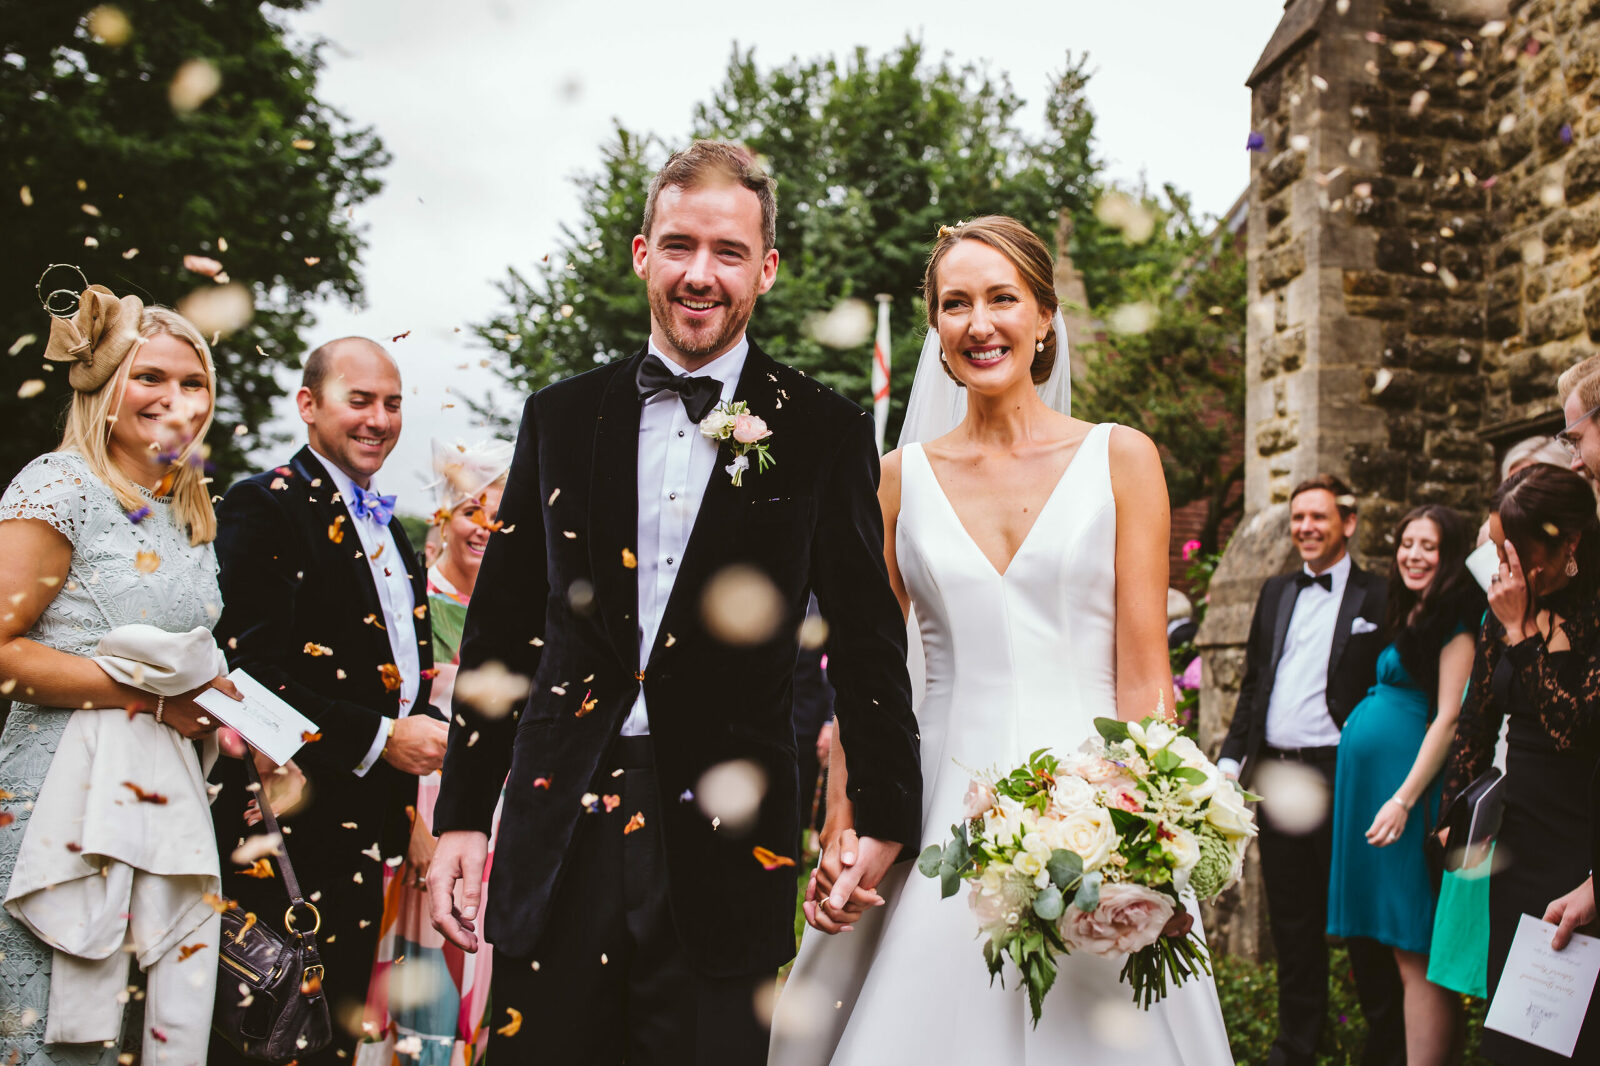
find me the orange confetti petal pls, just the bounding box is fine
[495,1007,523,1037]
[177,942,208,962]
[302,642,333,657]
[378,663,402,692]
[202,892,239,914]
[532,776,551,789]
[122,781,169,804]
[300,730,323,743]
[602,794,621,812]
[621,548,637,569]
[238,858,275,879]
[134,551,161,573]
[392,330,411,342]
[623,811,646,835]
[752,846,796,871]
[327,516,345,543]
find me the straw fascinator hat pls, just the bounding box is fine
[429,438,514,517]
[44,283,146,392]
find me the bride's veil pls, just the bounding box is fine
[896,308,1072,447]
[894,308,1072,736]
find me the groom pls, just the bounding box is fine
[427,140,923,1064]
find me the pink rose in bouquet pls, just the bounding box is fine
[732,413,771,444]
[963,778,998,820]
[1057,883,1176,956]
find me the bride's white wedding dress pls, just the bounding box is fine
[770,424,1234,1065]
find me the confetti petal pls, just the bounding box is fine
[752,846,796,871]
[239,857,275,879]
[496,1008,523,1037]
[623,811,646,835]
[177,942,208,962]
[379,663,402,692]
[122,781,168,804]
[17,379,46,399]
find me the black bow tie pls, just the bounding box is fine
[636,354,723,423]
[1295,571,1334,592]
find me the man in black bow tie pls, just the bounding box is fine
[427,140,922,1065]
[1220,474,1404,1066]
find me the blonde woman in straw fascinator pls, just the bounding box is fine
[771,218,1234,1065]
[357,437,512,1066]
[0,277,259,1065]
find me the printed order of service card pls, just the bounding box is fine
[194,669,318,767]
[1484,912,1600,1057]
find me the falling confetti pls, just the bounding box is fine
[700,565,782,646]
[303,642,333,657]
[291,138,315,150]
[804,298,874,349]
[176,942,207,962]
[300,730,323,743]
[379,663,402,692]
[238,857,275,879]
[392,330,412,342]
[454,660,530,717]
[752,846,796,871]
[696,759,767,835]
[122,781,169,804]
[169,58,221,112]
[1245,131,1266,152]
[17,379,45,399]
[328,515,346,544]
[532,776,551,789]
[178,282,253,337]
[87,5,133,46]
[623,811,646,835]
[621,548,637,569]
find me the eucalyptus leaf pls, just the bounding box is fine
[917,843,944,879]
[1047,848,1083,890]
[1074,870,1102,912]
[1032,885,1065,921]
[939,865,961,900]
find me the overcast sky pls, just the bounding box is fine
[270,0,1288,514]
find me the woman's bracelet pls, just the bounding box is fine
[1387,794,1412,811]
[154,695,165,725]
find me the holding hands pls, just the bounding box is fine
[804,822,898,934]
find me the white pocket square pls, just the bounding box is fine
[1351,618,1379,635]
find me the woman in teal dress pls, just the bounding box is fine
[1328,504,1483,1066]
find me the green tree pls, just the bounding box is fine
[473,40,1117,438]
[0,0,387,487]
[1077,212,1247,553]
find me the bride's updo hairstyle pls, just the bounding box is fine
[923,215,1060,387]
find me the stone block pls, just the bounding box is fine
[1527,293,1585,344]
[1585,281,1600,338]
[1412,300,1486,337]
[1538,105,1578,159]
[1369,367,1419,407]
[1411,480,1488,509]
[1344,270,1392,297]
[1255,420,1298,457]
[1376,232,1419,273]
[1429,429,1489,463]
[1259,240,1306,291]
[1568,141,1600,203]
[1409,337,1480,372]
[1260,148,1305,199]
[1388,413,1425,451]
[1347,441,1407,499]
[1345,295,1410,320]
[1382,141,1425,177]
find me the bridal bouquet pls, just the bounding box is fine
[918,714,1259,1023]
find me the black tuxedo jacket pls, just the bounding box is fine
[1219,561,1388,786]
[210,447,436,870]
[433,343,922,976]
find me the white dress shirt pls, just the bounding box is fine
[307,449,420,773]
[621,337,748,736]
[1262,551,1352,751]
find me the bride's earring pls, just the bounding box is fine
[1035,339,1045,352]
[939,353,967,388]
[1566,554,1579,577]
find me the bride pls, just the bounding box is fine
[769,216,1234,1064]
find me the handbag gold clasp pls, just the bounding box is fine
[284,902,322,935]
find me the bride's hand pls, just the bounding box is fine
[805,826,884,933]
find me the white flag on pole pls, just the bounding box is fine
[872,294,892,453]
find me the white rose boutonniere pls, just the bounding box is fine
[699,400,774,486]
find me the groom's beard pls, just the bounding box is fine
[648,284,758,362]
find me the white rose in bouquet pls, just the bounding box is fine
[1166,733,1208,769]
[1049,773,1098,815]
[1128,718,1178,752]
[1166,825,1202,892]
[1204,779,1257,840]
[1057,807,1117,871]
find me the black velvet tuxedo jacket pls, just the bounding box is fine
[1219,561,1388,787]
[210,447,436,874]
[432,343,922,976]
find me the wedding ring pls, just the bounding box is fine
[1490,574,1501,584]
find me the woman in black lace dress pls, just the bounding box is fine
[1442,463,1600,1063]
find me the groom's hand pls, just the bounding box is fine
[427,829,488,952]
[817,832,901,932]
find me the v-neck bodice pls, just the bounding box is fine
[897,423,1119,777]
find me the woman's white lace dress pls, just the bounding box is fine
[0,452,221,1066]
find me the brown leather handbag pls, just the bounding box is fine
[211,760,333,1063]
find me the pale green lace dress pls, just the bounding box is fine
[0,451,221,1066]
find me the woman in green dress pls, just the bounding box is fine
[1327,505,1483,1066]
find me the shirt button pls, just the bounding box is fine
[666,556,674,565]
[668,492,677,500]
[678,430,685,438]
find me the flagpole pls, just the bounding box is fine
[872,294,892,454]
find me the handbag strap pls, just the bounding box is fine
[245,758,309,906]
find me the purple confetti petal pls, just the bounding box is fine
[1246,130,1266,152]
[127,506,151,524]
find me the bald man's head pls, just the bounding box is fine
[302,336,398,400]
